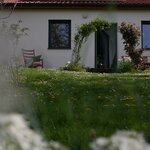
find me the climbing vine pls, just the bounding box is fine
[71,17,111,66]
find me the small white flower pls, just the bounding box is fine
[90,131,150,150]
[65,61,71,67]
[67,61,71,63]
[90,138,109,150]
[0,114,69,150]
[122,56,131,62]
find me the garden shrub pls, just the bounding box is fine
[60,64,86,72]
[117,60,135,73]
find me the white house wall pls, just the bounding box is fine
[2,9,150,68]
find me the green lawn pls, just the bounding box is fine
[20,69,150,150]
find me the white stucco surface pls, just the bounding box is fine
[1,8,150,68]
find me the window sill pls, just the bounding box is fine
[47,47,71,50]
[143,48,150,50]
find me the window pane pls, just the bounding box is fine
[143,24,150,49]
[49,20,71,49]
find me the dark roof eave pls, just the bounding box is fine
[15,3,106,8]
[6,3,150,9]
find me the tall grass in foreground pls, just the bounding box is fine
[20,69,150,150]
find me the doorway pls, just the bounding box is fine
[95,23,117,70]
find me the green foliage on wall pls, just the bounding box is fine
[71,17,111,66]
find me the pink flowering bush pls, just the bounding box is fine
[119,22,144,69]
